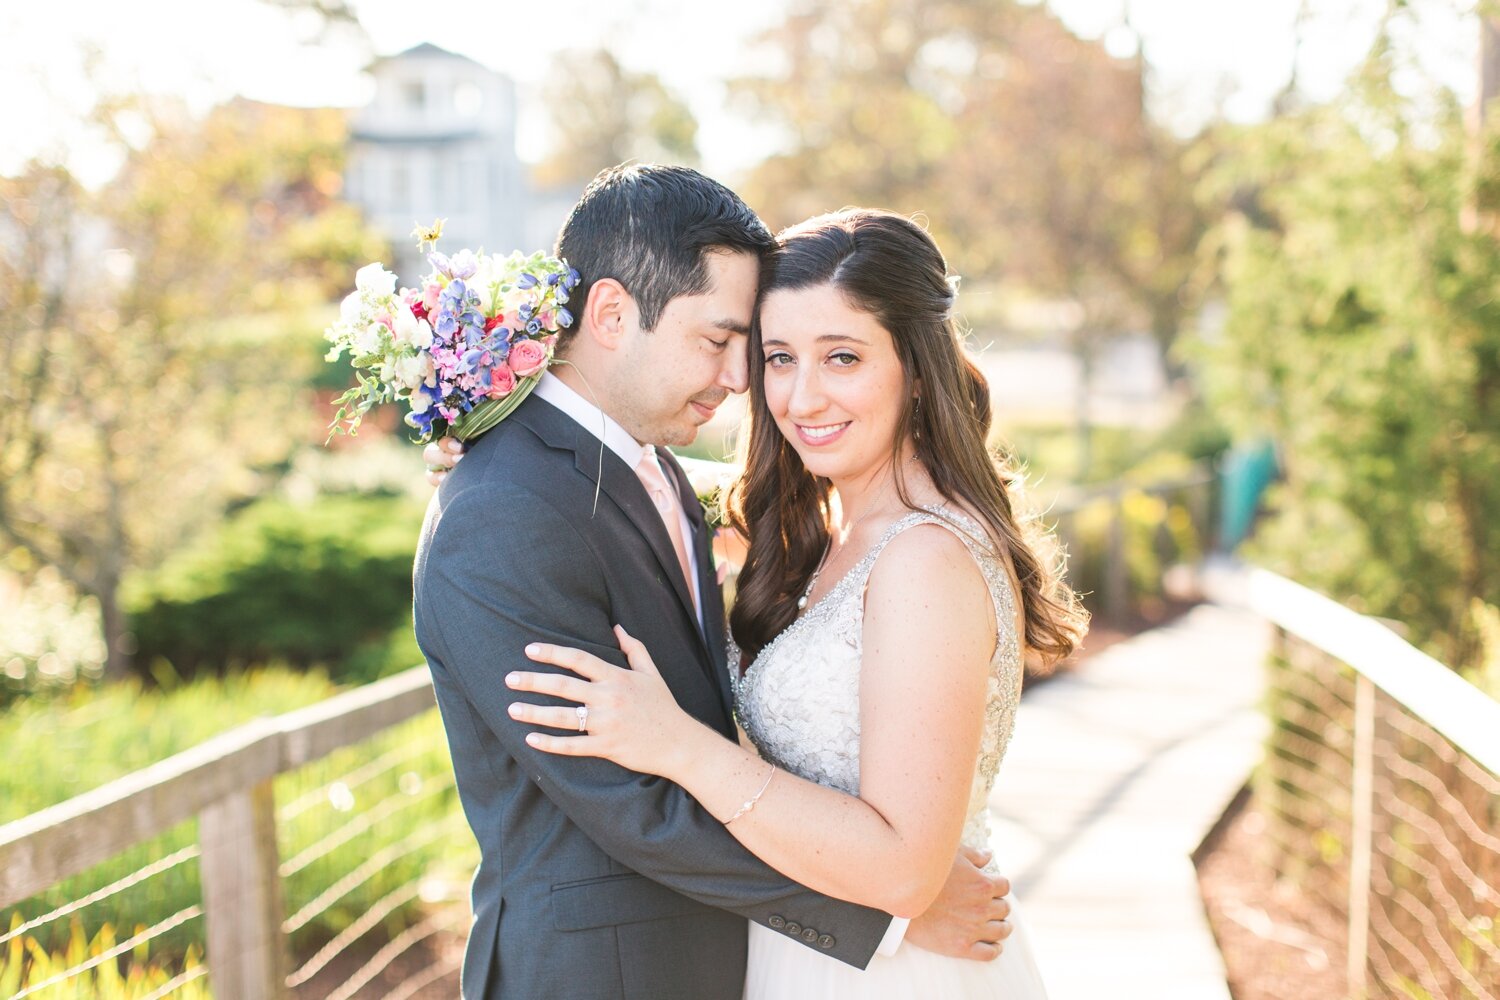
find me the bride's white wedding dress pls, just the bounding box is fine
[734,507,1049,999]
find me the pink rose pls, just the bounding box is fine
[487,363,516,398]
[422,281,443,312]
[509,338,549,378]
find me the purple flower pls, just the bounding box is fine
[517,272,538,289]
[566,268,580,288]
[557,307,574,328]
[449,250,479,280]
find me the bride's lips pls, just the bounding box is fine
[794,421,850,446]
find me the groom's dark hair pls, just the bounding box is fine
[554,163,774,336]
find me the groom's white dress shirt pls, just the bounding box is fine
[533,372,909,955]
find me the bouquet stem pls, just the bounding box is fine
[451,375,543,442]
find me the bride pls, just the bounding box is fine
[502,209,1085,997]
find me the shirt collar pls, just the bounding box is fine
[534,371,648,470]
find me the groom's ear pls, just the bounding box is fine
[579,278,635,351]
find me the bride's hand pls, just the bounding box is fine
[423,436,465,487]
[507,625,692,778]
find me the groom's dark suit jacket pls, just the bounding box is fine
[412,395,892,1000]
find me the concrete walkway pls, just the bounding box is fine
[990,603,1269,1000]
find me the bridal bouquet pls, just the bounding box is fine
[325,224,578,444]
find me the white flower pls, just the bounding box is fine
[354,322,385,357]
[409,388,433,414]
[394,353,435,390]
[392,303,434,350]
[340,291,365,325]
[469,254,501,313]
[355,262,398,298]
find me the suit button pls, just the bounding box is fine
[801,926,818,944]
[784,921,801,936]
[768,915,785,930]
[818,934,835,949]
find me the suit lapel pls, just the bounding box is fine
[513,398,710,665]
[659,450,735,722]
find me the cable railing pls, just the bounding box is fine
[0,666,474,1000]
[1209,566,1500,999]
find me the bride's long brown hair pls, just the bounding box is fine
[727,209,1087,666]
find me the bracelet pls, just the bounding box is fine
[726,764,776,825]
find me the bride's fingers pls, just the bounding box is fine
[985,919,1013,941]
[505,670,592,702]
[523,731,600,756]
[613,625,660,677]
[508,701,590,731]
[523,643,611,679]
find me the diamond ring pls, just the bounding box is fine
[575,705,589,733]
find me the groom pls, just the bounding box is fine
[413,164,1011,1000]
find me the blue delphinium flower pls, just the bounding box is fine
[517,272,538,289]
[557,307,574,328]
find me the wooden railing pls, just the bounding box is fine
[0,667,439,999]
[1207,565,1500,999]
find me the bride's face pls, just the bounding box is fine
[758,282,908,485]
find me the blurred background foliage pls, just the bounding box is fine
[2,0,1500,984]
[2,0,1495,703]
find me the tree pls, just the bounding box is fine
[1200,28,1500,667]
[534,49,699,187]
[0,97,386,680]
[732,0,1206,478]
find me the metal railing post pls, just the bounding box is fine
[1102,491,1129,623]
[1347,673,1375,999]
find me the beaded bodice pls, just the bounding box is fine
[732,507,1023,850]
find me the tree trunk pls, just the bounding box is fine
[1464,15,1500,233]
[97,577,132,681]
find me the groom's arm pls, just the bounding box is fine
[419,483,894,969]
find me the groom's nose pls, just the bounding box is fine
[718,337,750,394]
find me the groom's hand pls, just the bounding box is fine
[424,437,466,487]
[905,845,1013,961]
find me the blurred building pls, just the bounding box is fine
[345,43,530,281]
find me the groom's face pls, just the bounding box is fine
[610,249,758,447]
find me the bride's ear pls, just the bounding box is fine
[578,278,636,351]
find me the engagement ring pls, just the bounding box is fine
[575,705,589,733]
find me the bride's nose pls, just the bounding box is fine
[785,366,830,418]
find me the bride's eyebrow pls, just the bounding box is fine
[761,334,872,348]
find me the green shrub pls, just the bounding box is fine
[125,495,425,679]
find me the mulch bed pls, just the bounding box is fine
[1195,797,1350,1000]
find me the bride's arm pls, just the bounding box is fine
[510,524,995,918]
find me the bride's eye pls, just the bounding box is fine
[765,351,794,368]
[828,351,859,367]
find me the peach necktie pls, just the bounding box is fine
[635,447,698,615]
